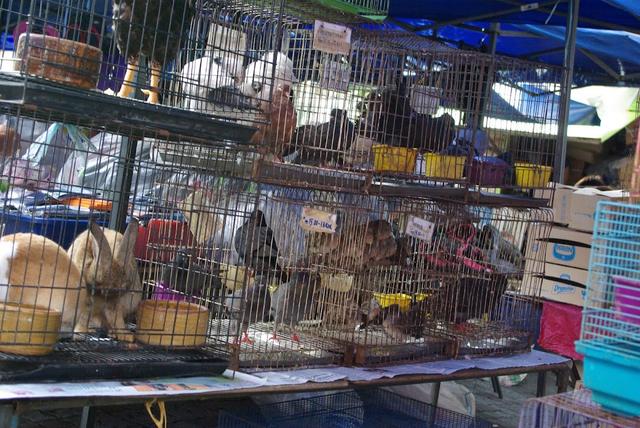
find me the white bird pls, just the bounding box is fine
[180,55,258,119]
[241,51,298,109]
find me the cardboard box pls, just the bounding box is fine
[544,226,592,270]
[569,188,627,232]
[534,184,575,225]
[544,262,589,286]
[540,276,587,307]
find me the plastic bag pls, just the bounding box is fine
[382,381,476,417]
[5,122,95,190]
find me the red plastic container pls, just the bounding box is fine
[613,276,640,325]
[468,157,508,186]
[134,219,194,263]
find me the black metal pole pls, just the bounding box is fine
[555,0,580,183]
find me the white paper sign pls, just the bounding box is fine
[300,207,338,234]
[405,215,435,242]
[313,20,352,56]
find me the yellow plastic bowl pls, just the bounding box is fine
[0,302,61,356]
[424,153,465,180]
[514,163,553,188]
[372,145,418,173]
[373,292,429,312]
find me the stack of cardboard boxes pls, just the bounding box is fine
[529,185,627,306]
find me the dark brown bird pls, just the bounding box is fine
[112,0,195,103]
[363,87,456,152]
[250,85,297,161]
[432,276,508,325]
[290,109,355,166]
[234,210,288,284]
[361,298,429,341]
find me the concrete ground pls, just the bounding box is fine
[16,372,565,427]
[460,371,565,428]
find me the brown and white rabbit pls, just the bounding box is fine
[68,220,142,342]
[0,233,90,336]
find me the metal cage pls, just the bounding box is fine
[576,201,640,416]
[519,389,640,428]
[0,0,286,144]
[0,108,275,380]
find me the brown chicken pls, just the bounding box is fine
[250,85,297,161]
[0,124,20,158]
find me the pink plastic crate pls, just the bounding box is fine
[613,276,640,325]
[468,157,508,186]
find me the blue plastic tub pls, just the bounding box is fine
[1,211,109,249]
[575,341,640,417]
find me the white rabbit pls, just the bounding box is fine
[0,233,90,336]
[68,220,142,343]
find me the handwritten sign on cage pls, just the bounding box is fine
[300,207,338,234]
[320,60,351,92]
[405,215,435,242]
[313,20,352,56]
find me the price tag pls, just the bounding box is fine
[405,215,435,242]
[313,20,352,56]
[300,207,337,234]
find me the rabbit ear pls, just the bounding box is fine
[116,219,139,264]
[89,220,113,270]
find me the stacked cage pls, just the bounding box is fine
[0,0,559,379]
[244,7,562,199]
[519,389,640,428]
[576,201,640,417]
[0,0,297,379]
[314,199,552,365]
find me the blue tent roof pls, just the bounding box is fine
[387,0,640,85]
[486,85,601,125]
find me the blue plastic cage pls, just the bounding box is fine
[576,201,640,417]
[218,389,492,428]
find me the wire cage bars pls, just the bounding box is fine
[0,0,289,142]
[0,108,278,380]
[519,389,640,428]
[236,3,563,200]
[219,389,494,428]
[311,199,552,366]
[576,201,640,416]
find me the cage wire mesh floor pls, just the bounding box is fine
[0,336,229,382]
[519,389,640,428]
[210,319,342,368]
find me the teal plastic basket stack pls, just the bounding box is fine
[576,201,640,417]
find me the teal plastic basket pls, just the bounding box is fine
[577,201,640,417]
[575,340,640,416]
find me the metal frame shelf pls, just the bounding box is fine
[0,74,258,144]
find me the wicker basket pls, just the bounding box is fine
[0,302,62,356]
[15,33,102,90]
[135,300,209,347]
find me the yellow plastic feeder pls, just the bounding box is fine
[424,153,465,180]
[372,145,418,174]
[373,292,429,312]
[514,163,553,188]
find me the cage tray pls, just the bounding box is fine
[342,330,455,367]
[0,341,228,382]
[454,327,533,357]
[253,160,371,193]
[0,74,257,144]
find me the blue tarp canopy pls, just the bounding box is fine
[487,85,600,125]
[387,0,640,85]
